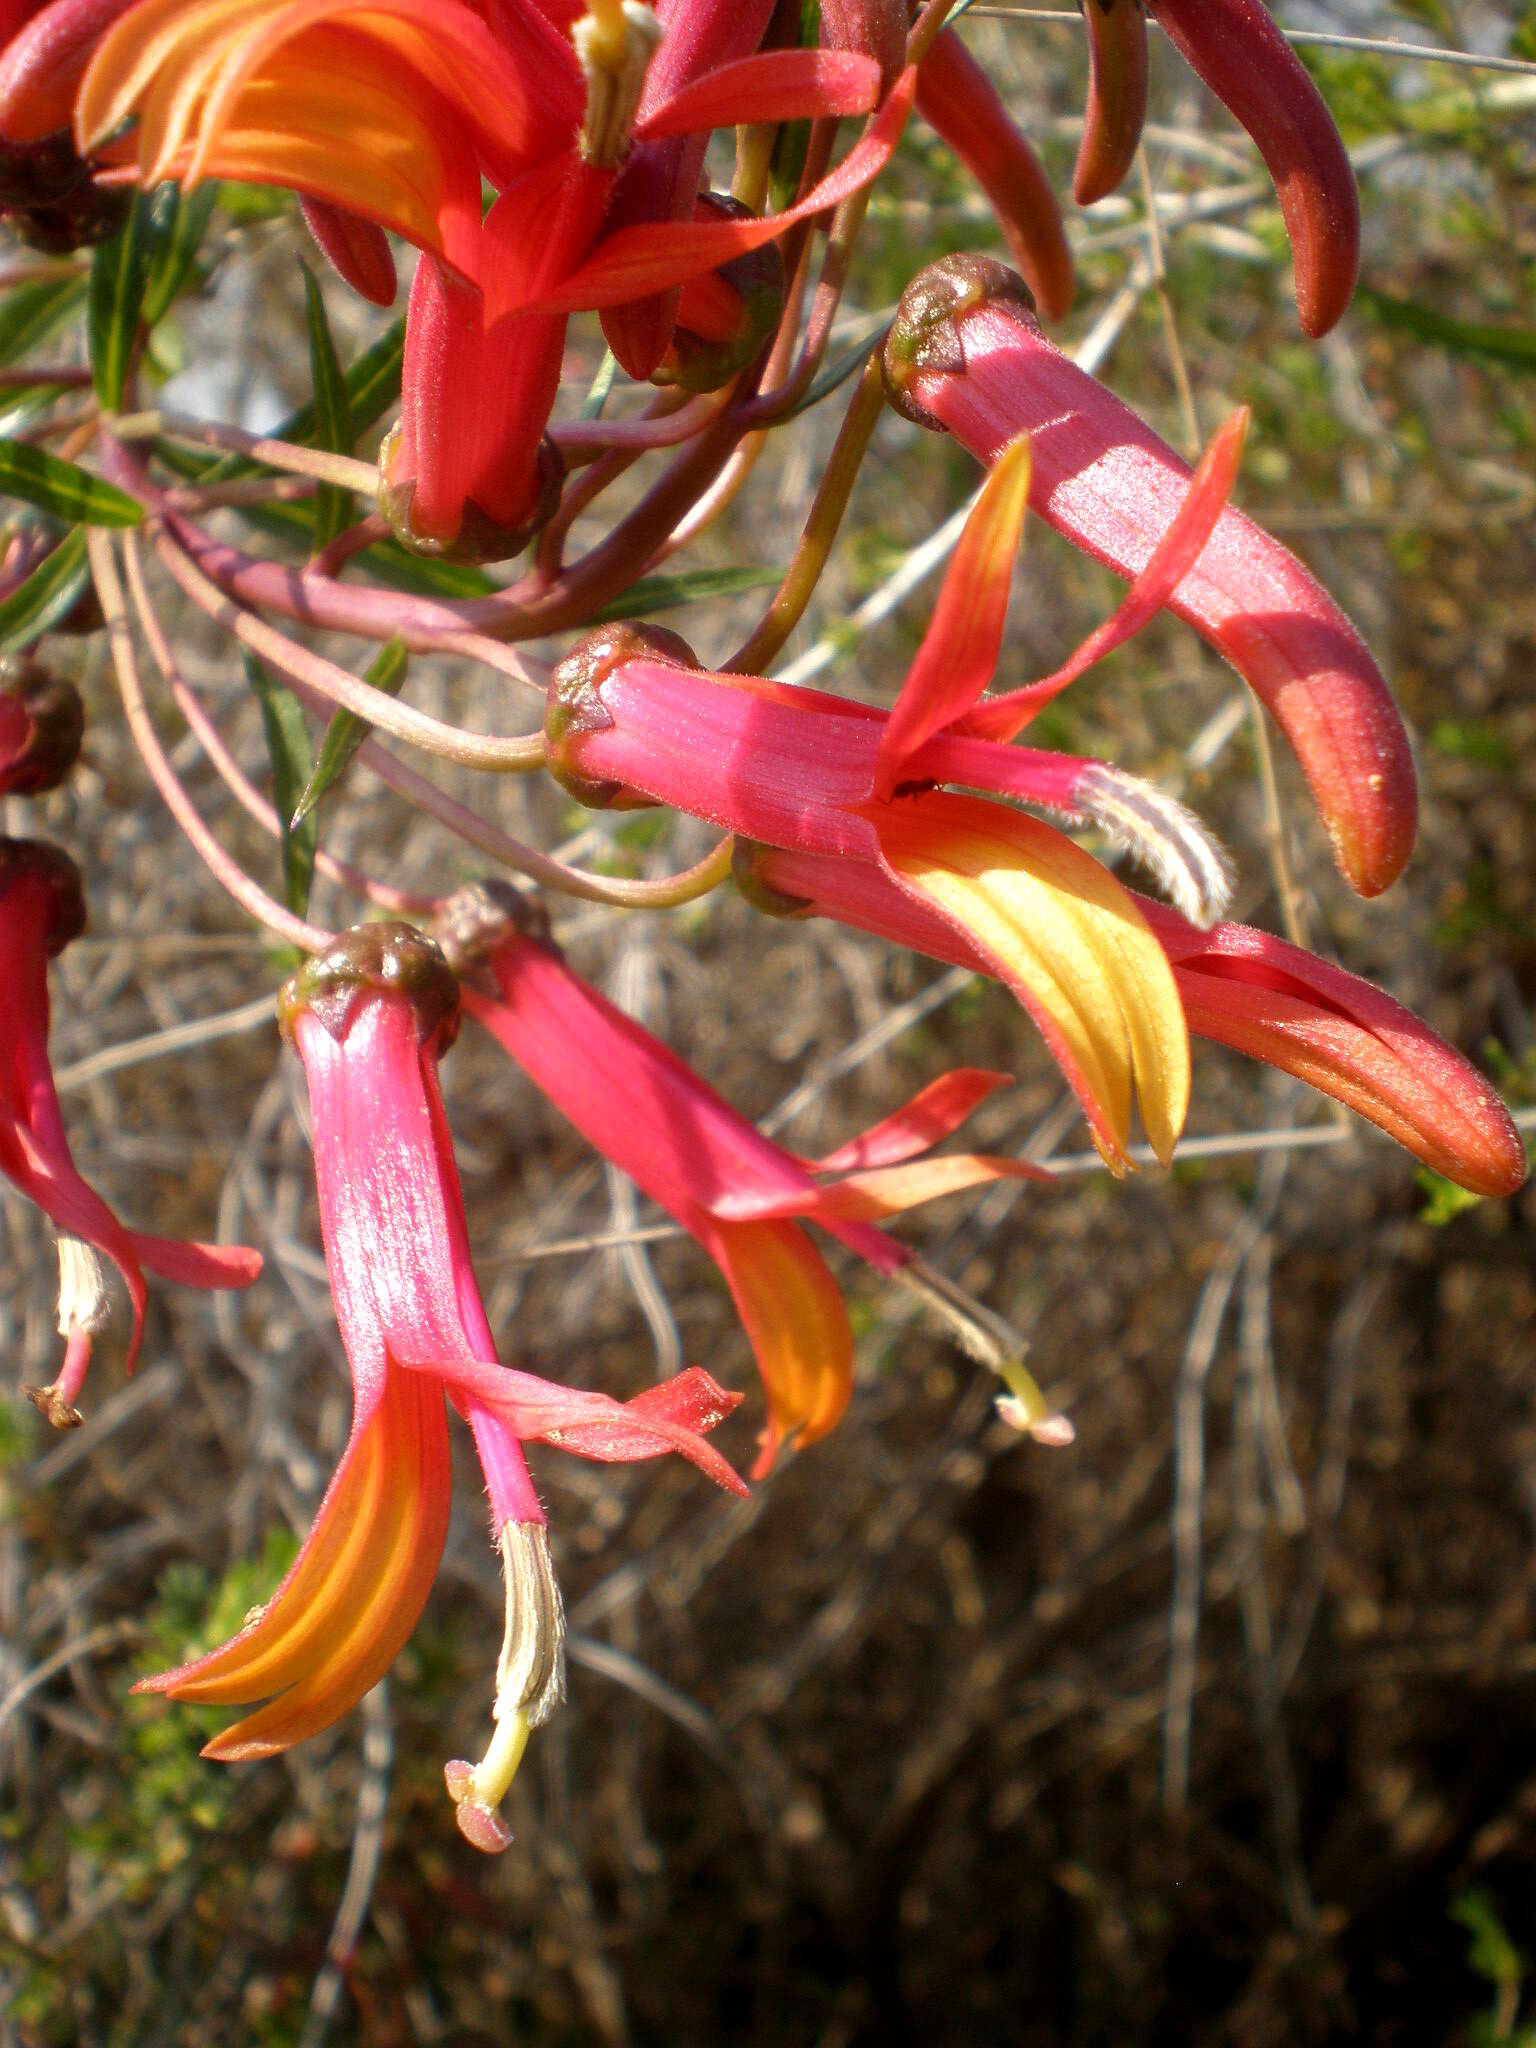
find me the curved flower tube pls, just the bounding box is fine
[0,839,262,1425]
[137,924,743,1853]
[435,881,1046,1475]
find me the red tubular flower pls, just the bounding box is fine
[732,842,1528,1200]
[435,882,1050,1476]
[1150,0,1359,337]
[543,589,1197,1172]
[136,923,743,1850]
[598,0,776,379]
[883,255,1417,898]
[915,26,1073,322]
[1074,0,1147,206]
[0,659,82,795]
[0,839,261,1425]
[62,0,893,553]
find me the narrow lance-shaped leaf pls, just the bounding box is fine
[88,187,158,410]
[591,564,780,623]
[0,529,91,651]
[299,262,355,554]
[244,651,317,917]
[292,637,408,827]
[1359,287,1536,373]
[0,275,88,370]
[142,182,220,330]
[195,317,405,487]
[0,442,142,526]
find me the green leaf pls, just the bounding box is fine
[299,262,355,553]
[141,184,219,329]
[0,381,72,439]
[591,563,781,622]
[0,274,87,370]
[0,528,90,650]
[88,190,158,409]
[243,651,317,917]
[291,635,407,826]
[0,440,142,525]
[784,318,891,418]
[1360,288,1536,371]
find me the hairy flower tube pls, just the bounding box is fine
[0,838,261,1425]
[435,881,1055,1476]
[136,922,744,1852]
[732,842,1528,1201]
[883,255,1417,898]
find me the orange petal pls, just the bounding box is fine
[136,1366,451,1760]
[704,1217,853,1479]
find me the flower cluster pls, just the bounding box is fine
[0,0,1524,1855]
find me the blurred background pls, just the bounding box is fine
[2,3,1534,2041]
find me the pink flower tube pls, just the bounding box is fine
[882,255,1418,899]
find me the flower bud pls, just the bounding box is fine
[277,922,460,1051]
[0,656,83,796]
[0,835,85,954]
[1149,0,1358,336]
[652,197,786,393]
[543,623,693,811]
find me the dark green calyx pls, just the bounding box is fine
[543,623,695,812]
[0,136,132,251]
[653,200,786,395]
[0,836,86,954]
[432,879,554,975]
[731,839,815,921]
[0,658,84,796]
[377,430,565,565]
[279,921,460,1048]
[882,254,1036,430]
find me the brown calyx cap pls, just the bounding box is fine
[0,134,132,251]
[278,921,460,1049]
[731,838,815,920]
[432,879,554,975]
[883,254,1036,430]
[377,430,565,566]
[0,657,84,796]
[544,622,696,811]
[0,836,86,953]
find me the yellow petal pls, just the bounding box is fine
[705,1217,852,1478]
[879,793,1190,1166]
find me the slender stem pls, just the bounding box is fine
[120,533,436,917]
[88,529,332,953]
[726,350,887,672]
[310,513,390,579]
[111,410,380,495]
[908,0,961,66]
[151,519,549,773]
[551,387,723,454]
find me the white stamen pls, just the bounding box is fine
[55,1234,110,1338]
[444,1522,566,1853]
[574,3,664,166]
[1075,762,1236,929]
